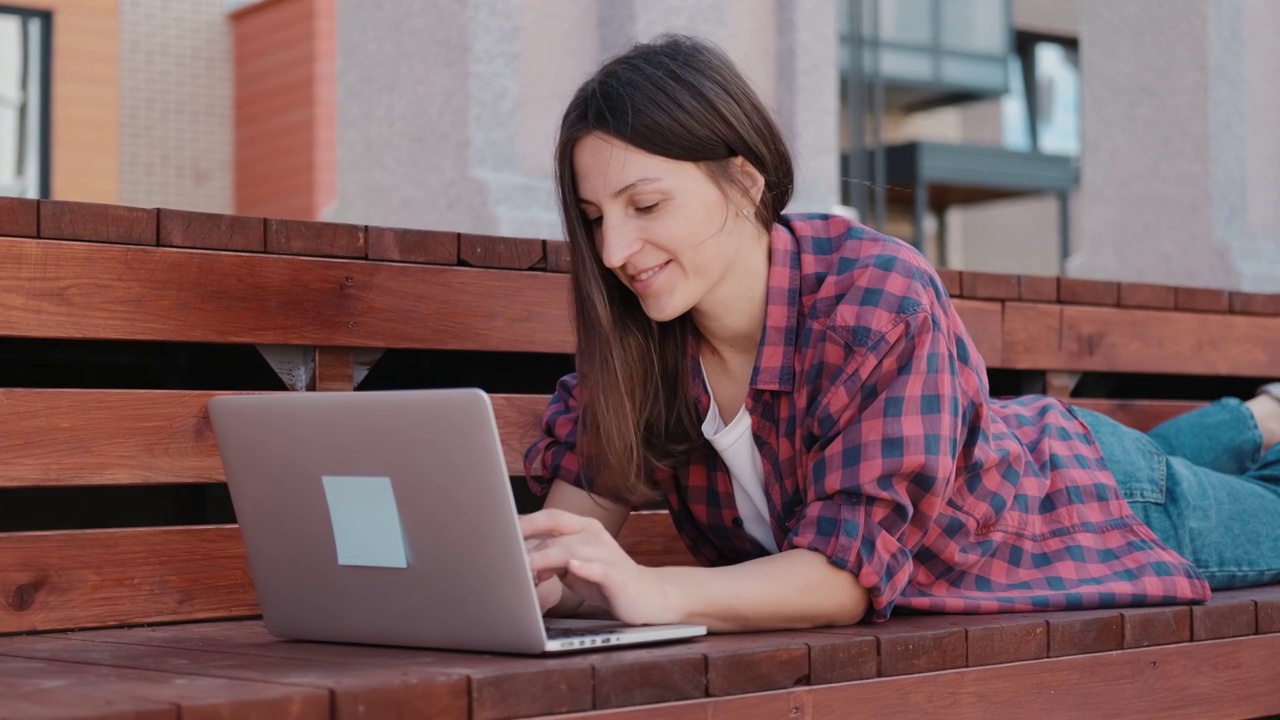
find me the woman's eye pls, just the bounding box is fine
[636,202,660,215]
[587,216,602,228]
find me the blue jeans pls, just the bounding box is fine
[1073,398,1280,590]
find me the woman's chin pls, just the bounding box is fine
[638,298,691,324]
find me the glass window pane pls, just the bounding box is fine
[0,15,23,188]
[1034,42,1081,156]
[867,46,935,83]
[0,108,18,185]
[938,55,1006,89]
[866,0,933,47]
[939,0,1008,55]
[0,15,23,98]
[1001,54,1033,152]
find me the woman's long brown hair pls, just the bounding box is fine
[554,35,794,504]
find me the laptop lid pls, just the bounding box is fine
[208,388,551,655]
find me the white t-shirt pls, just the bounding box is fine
[699,360,779,554]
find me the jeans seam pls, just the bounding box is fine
[1222,397,1265,466]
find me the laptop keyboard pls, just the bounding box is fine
[544,622,628,640]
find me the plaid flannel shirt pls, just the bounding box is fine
[525,214,1209,620]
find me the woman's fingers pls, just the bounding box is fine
[519,508,603,540]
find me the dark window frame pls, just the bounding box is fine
[1013,30,1079,156]
[0,4,52,199]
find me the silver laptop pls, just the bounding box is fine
[207,387,706,655]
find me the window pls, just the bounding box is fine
[0,6,50,199]
[1002,33,1080,157]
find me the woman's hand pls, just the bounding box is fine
[521,508,683,625]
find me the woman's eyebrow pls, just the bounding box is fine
[578,177,663,205]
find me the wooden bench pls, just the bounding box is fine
[1,196,1280,718]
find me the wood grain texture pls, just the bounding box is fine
[703,635,809,697]
[0,526,257,634]
[617,511,696,567]
[814,617,967,677]
[935,268,962,297]
[1058,277,1119,306]
[366,227,458,265]
[1250,584,1280,634]
[1230,291,1280,316]
[546,240,572,273]
[592,647,705,710]
[1191,593,1257,641]
[459,233,546,270]
[159,209,265,252]
[960,271,1019,300]
[0,197,38,237]
[1119,282,1176,309]
[1042,609,1124,657]
[0,692,175,720]
[0,647,327,720]
[1120,606,1191,648]
[0,389,225,488]
[0,634,462,720]
[538,634,1280,720]
[0,237,575,352]
[1002,303,1280,377]
[953,299,1003,367]
[1018,275,1058,302]
[266,219,366,258]
[40,201,157,246]
[1175,286,1231,313]
[1067,399,1205,432]
[311,347,354,391]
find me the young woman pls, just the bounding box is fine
[520,34,1280,633]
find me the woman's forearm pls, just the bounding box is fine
[650,548,869,632]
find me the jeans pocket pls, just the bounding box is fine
[1074,408,1168,504]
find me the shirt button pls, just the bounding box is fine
[732,517,744,528]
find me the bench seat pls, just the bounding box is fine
[1,585,1278,719]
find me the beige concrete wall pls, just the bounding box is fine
[6,0,118,203]
[1074,0,1280,291]
[329,0,840,238]
[118,0,234,212]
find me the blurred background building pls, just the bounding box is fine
[1,0,1277,290]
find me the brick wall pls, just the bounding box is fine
[118,0,234,212]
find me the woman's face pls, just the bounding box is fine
[572,132,759,323]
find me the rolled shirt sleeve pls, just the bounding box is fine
[784,309,966,620]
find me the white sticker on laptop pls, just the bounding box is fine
[321,475,409,569]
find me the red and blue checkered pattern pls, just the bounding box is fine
[526,214,1209,620]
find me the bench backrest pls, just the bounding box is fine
[1,197,1278,634]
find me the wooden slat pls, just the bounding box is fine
[952,299,1002,366]
[459,233,546,271]
[1119,282,1176,309]
[0,653,328,720]
[0,389,224,488]
[39,201,157,246]
[0,692,174,720]
[0,236,574,352]
[1066,399,1205,432]
[1002,302,1280,377]
[703,634,808,697]
[546,239,572,273]
[311,347,354,391]
[0,635,460,720]
[538,634,1280,720]
[1190,592,1257,641]
[1018,274,1058,302]
[159,209,265,252]
[266,219,366,258]
[935,268,961,297]
[959,271,1019,300]
[813,617,966,677]
[366,226,458,265]
[618,511,696,567]
[1175,286,1230,313]
[1042,609,1124,658]
[0,517,685,634]
[0,526,257,634]
[0,197,38,237]
[1058,277,1119,306]
[1120,606,1191,648]
[1231,291,1280,316]
[1249,584,1280,633]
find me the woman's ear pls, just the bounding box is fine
[729,156,767,207]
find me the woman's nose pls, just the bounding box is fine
[597,217,642,270]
